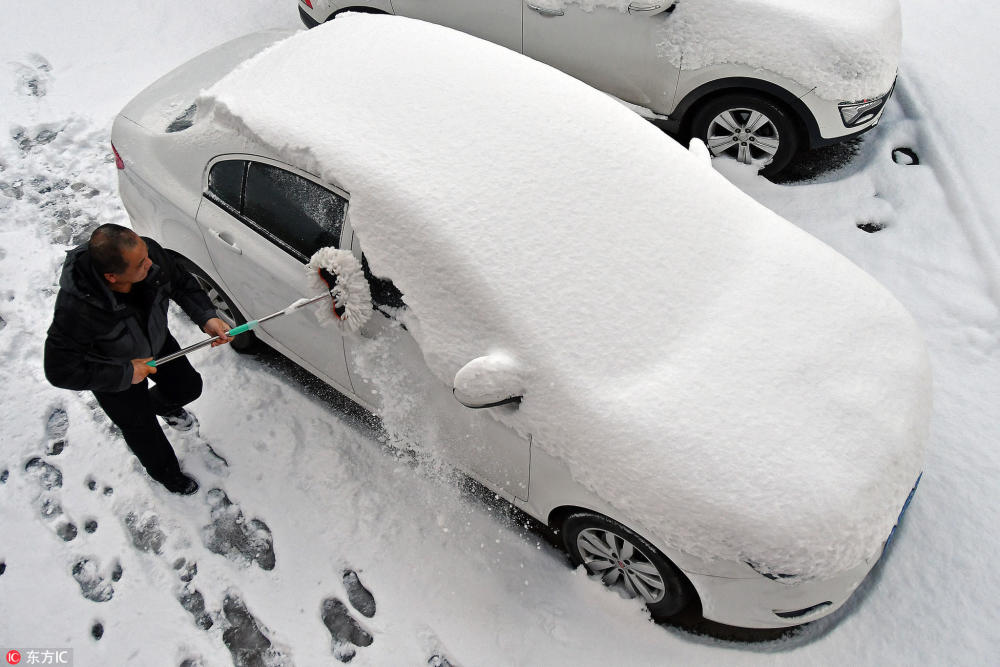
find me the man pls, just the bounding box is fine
[44,224,233,495]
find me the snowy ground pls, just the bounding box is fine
[1,2,997,666]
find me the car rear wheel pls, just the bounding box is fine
[179,258,259,354]
[562,512,694,619]
[690,93,799,177]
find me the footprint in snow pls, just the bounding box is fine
[343,570,376,618]
[201,488,275,571]
[12,124,62,152]
[178,587,213,630]
[71,557,119,603]
[23,457,77,540]
[183,434,230,476]
[123,511,166,554]
[321,599,373,663]
[45,405,69,455]
[12,53,51,97]
[173,557,213,630]
[221,592,291,667]
[24,456,61,490]
[322,570,377,663]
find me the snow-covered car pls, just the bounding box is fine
[297,0,901,177]
[111,15,930,629]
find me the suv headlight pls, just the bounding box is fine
[839,89,891,128]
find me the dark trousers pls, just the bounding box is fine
[94,334,203,483]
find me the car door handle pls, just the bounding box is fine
[208,228,242,255]
[526,3,564,17]
[628,2,676,14]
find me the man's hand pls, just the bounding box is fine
[203,317,233,347]
[131,357,156,384]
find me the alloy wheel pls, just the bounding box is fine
[576,527,666,604]
[704,108,781,168]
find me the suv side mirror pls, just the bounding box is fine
[453,353,524,409]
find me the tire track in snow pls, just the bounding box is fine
[893,75,1000,310]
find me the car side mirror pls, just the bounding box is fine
[453,353,525,409]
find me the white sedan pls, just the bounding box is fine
[111,15,930,629]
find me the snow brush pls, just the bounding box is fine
[148,249,372,367]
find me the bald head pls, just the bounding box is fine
[89,224,140,276]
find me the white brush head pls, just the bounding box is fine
[306,247,373,333]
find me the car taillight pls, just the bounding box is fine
[303,0,313,8]
[112,143,124,170]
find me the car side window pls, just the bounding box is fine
[207,159,245,212]
[243,162,347,261]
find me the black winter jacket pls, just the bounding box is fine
[44,237,217,393]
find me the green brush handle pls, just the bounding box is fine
[227,320,258,336]
[146,320,259,367]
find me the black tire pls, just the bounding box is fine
[690,93,799,178]
[562,512,695,619]
[176,256,260,354]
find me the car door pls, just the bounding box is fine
[195,156,354,394]
[342,230,531,502]
[522,2,680,114]
[390,0,523,51]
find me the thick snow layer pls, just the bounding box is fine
[535,0,901,101]
[659,0,901,100]
[4,0,999,664]
[201,14,930,578]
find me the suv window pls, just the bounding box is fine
[244,162,347,261]
[207,159,245,212]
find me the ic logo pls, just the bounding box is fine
[5,650,20,665]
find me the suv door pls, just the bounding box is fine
[390,0,522,51]
[522,2,680,114]
[195,157,354,394]
[343,232,531,502]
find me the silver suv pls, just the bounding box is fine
[298,0,900,176]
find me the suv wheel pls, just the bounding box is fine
[690,93,799,177]
[562,512,695,619]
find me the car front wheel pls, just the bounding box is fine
[690,93,799,177]
[562,512,695,619]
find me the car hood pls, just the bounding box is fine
[200,15,930,579]
[659,0,901,100]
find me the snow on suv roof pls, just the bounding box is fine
[202,14,929,577]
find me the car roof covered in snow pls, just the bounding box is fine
[201,14,929,577]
